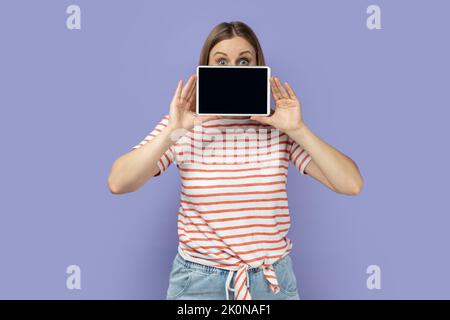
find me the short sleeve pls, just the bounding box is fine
[131,115,175,176]
[289,138,312,175]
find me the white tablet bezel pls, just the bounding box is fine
[196,65,271,116]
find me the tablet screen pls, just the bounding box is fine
[196,66,270,116]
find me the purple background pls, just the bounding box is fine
[1,0,449,299]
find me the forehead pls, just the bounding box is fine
[210,37,256,56]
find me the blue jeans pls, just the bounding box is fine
[166,252,301,300]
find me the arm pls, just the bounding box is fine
[108,125,177,194]
[251,76,363,195]
[287,124,363,195]
[108,73,218,194]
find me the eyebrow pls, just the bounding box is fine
[213,50,254,57]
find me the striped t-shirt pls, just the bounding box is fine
[132,115,312,300]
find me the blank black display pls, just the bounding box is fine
[198,67,268,115]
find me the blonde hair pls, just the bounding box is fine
[198,21,266,66]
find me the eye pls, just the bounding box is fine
[217,58,227,65]
[239,58,250,65]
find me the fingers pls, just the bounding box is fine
[172,79,183,103]
[270,77,281,100]
[271,76,298,101]
[188,84,196,101]
[187,85,197,111]
[187,74,197,101]
[271,76,287,100]
[181,74,196,102]
[283,81,298,100]
[273,77,290,99]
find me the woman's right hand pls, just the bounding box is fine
[168,74,219,131]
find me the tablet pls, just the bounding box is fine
[196,65,271,116]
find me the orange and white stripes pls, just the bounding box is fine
[132,115,311,300]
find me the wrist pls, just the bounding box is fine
[166,122,178,133]
[165,122,190,143]
[285,121,307,137]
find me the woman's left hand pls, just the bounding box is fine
[251,76,305,134]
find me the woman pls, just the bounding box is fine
[108,21,363,300]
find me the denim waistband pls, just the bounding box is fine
[175,251,290,275]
